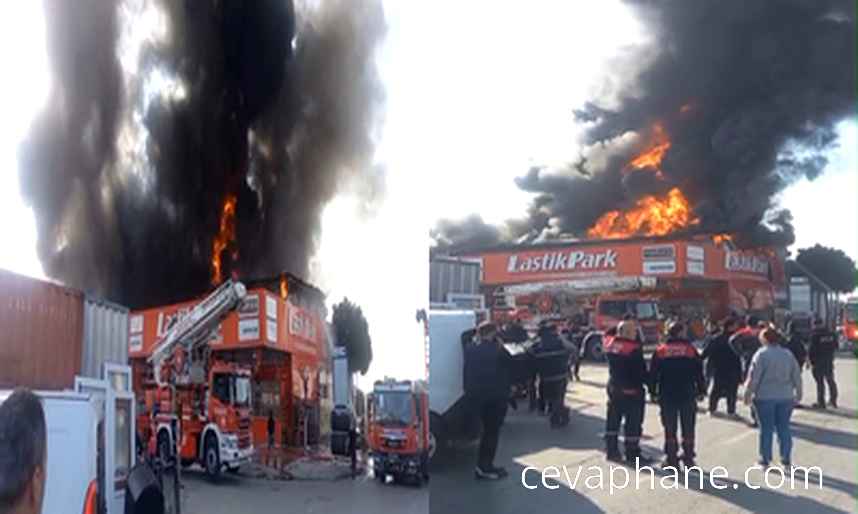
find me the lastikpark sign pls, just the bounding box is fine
[507,249,618,273]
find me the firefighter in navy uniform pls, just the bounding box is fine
[785,320,809,409]
[702,317,743,417]
[808,318,838,409]
[729,316,762,426]
[529,322,573,428]
[650,321,706,469]
[463,322,512,480]
[785,320,808,367]
[603,320,652,464]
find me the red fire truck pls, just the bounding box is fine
[137,280,254,480]
[366,378,431,486]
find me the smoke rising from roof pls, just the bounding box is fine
[434,0,855,250]
[19,0,386,308]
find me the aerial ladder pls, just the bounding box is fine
[148,279,248,386]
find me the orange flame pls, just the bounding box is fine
[211,194,237,285]
[588,187,699,239]
[712,233,733,245]
[627,122,670,178]
[280,273,289,300]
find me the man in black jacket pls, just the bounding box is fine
[702,317,743,418]
[650,321,706,469]
[604,320,651,464]
[530,323,572,428]
[808,318,838,409]
[785,321,809,368]
[784,321,808,409]
[463,321,512,480]
[729,316,762,426]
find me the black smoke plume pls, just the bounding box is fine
[435,0,855,250]
[19,0,386,308]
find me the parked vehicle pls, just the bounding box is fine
[367,378,430,485]
[136,280,254,481]
[841,298,858,342]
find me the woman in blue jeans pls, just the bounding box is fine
[743,327,803,468]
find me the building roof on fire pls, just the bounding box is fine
[442,232,730,257]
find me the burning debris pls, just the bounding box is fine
[434,0,855,250]
[18,0,386,308]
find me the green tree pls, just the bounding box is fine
[332,298,373,375]
[796,244,858,293]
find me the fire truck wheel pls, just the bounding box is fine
[429,413,444,461]
[204,434,222,481]
[585,334,605,362]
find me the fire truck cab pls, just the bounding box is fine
[594,294,661,341]
[367,378,430,485]
[148,361,253,479]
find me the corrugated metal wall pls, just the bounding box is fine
[429,258,481,304]
[81,296,129,379]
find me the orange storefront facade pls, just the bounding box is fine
[129,279,329,448]
[462,235,788,325]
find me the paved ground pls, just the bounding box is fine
[431,355,857,514]
[179,468,427,514]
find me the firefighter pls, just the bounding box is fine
[463,321,512,480]
[603,320,651,464]
[808,318,838,409]
[529,322,573,428]
[650,321,706,469]
[732,316,762,379]
[730,316,762,426]
[701,317,743,418]
[784,320,809,381]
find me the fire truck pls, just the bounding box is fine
[841,298,858,342]
[592,293,662,342]
[366,378,430,485]
[138,279,254,481]
[489,277,663,361]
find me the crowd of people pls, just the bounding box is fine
[461,313,841,481]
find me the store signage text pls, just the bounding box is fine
[725,251,769,275]
[507,249,618,273]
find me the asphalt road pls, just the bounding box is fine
[179,467,428,514]
[430,355,858,514]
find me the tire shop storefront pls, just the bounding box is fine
[129,274,330,449]
[461,235,788,330]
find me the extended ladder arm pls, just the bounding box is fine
[147,279,248,386]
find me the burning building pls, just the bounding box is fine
[433,2,853,341]
[129,272,330,448]
[449,234,788,351]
